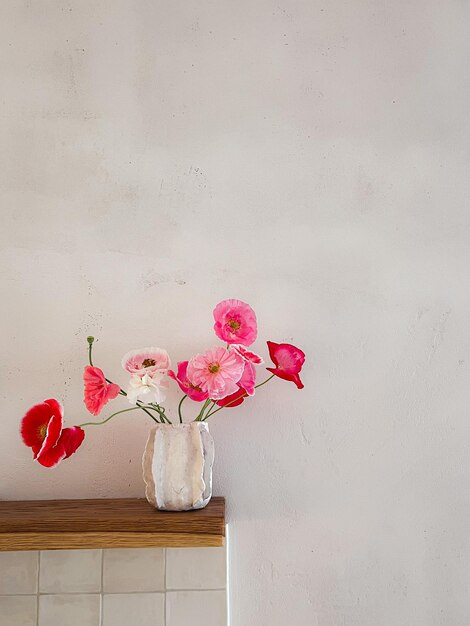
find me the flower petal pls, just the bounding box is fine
[35,408,63,460]
[238,361,256,396]
[230,344,264,364]
[104,383,120,402]
[60,427,85,459]
[216,387,247,408]
[210,377,240,400]
[20,402,55,449]
[35,443,67,468]
[266,367,304,389]
[169,362,209,402]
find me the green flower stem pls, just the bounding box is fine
[149,403,172,424]
[152,403,172,424]
[78,406,142,428]
[255,373,275,388]
[202,374,276,421]
[87,336,95,366]
[195,398,212,421]
[201,400,216,420]
[177,395,188,424]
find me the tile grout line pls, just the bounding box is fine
[163,548,167,626]
[226,524,230,626]
[0,587,226,597]
[0,586,226,597]
[100,549,104,626]
[36,551,40,626]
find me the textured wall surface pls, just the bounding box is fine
[1,1,470,625]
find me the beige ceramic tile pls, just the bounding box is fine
[0,551,38,594]
[39,549,102,593]
[103,548,165,592]
[166,590,227,626]
[166,547,226,590]
[102,593,164,626]
[0,595,37,626]
[38,594,101,626]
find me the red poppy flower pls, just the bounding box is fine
[168,361,209,402]
[216,386,247,408]
[20,399,85,468]
[83,366,120,416]
[266,341,305,389]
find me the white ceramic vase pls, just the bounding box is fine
[142,422,214,511]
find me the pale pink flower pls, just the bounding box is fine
[121,347,170,375]
[187,347,244,400]
[213,299,258,346]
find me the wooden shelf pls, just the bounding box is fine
[0,497,225,551]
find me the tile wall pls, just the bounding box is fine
[0,545,227,626]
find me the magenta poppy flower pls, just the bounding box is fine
[20,399,85,468]
[266,341,305,389]
[216,361,257,408]
[213,299,258,346]
[83,366,120,416]
[168,361,209,402]
[187,347,244,400]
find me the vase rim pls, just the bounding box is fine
[152,421,209,429]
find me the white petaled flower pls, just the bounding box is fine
[126,372,168,405]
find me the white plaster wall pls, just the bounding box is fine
[1,1,470,624]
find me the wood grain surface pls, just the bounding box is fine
[0,497,225,550]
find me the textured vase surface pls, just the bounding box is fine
[142,422,214,511]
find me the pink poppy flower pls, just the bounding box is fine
[83,366,120,416]
[216,361,257,408]
[168,361,209,402]
[230,344,264,364]
[187,347,244,400]
[266,341,305,389]
[121,347,171,375]
[213,299,258,346]
[20,399,85,468]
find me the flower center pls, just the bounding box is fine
[228,319,241,331]
[141,358,156,368]
[189,383,203,392]
[208,362,220,374]
[38,425,47,440]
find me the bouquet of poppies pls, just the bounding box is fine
[20,299,305,468]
